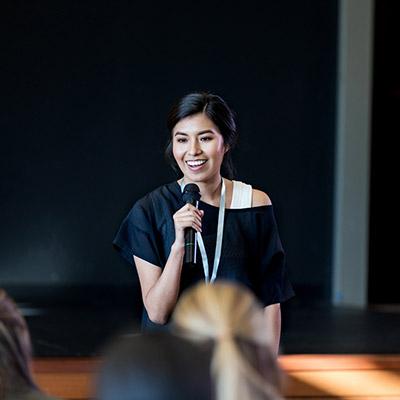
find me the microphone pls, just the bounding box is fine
[182,183,201,265]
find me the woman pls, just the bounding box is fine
[113,92,294,353]
[172,281,284,400]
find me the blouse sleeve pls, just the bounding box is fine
[112,199,163,268]
[256,207,295,306]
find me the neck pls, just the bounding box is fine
[182,174,223,203]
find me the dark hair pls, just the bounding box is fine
[0,289,38,395]
[165,92,238,179]
[96,332,212,400]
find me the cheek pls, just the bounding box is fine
[172,143,183,161]
[215,138,226,155]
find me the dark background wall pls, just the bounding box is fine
[369,0,399,304]
[1,1,338,312]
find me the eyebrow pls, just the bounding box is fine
[174,130,215,136]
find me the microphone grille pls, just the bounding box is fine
[182,183,201,203]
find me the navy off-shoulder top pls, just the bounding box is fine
[113,180,294,330]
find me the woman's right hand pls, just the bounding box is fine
[172,203,204,247]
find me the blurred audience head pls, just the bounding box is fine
[172,281,284,400]
[0,288,38,397]
[96,332,212,400]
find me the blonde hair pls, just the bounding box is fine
[172,281,283,400]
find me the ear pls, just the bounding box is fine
[224,144,230,154]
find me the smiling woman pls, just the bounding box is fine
[112,92,294,354]
[172,114,227,191]
[165,92,237,182]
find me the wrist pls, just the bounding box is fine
[171,241,185,254]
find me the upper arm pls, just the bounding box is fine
[252,189,272,207]
[134,255,162,304]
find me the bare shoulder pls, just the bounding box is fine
[252,189,272,207]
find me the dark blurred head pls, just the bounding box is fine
[0,289,37,393]
[96,332,212,400]
[165,92,238,179]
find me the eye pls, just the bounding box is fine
[200,136,212,142]
[176,137,187,143]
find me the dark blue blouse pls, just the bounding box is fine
[113,181,294,330]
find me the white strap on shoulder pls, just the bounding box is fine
[230,180,252,209]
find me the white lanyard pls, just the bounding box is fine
[180,178,226,284]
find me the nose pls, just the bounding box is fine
[188,138,202,156]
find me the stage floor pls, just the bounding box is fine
[25,302,400,399]
[33,355,400,400]
[23,302,400,357]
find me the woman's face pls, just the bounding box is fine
[172,113,227,182]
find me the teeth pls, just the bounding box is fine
[186,160,207,167]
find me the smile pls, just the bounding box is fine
[186,159,207,166]
[185,160,208,170]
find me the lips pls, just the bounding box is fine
[185,159,208,171]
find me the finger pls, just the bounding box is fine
[195,209,204,217]
[175,214,202,225]
[177,210,203,220]
[181,203,196,212]
[176,216,202,226]
[192,222,202,232]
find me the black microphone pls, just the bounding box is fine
[182,183,201,265]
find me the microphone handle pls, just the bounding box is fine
[184,200,198,265]
[184,228,196,265]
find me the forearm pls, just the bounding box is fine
[144,242,185,324]
[264,303,281,357]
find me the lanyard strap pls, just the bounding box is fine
[180,178,226,284]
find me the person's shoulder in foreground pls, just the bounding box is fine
[6,388,59,400]
[0,289,60,400]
